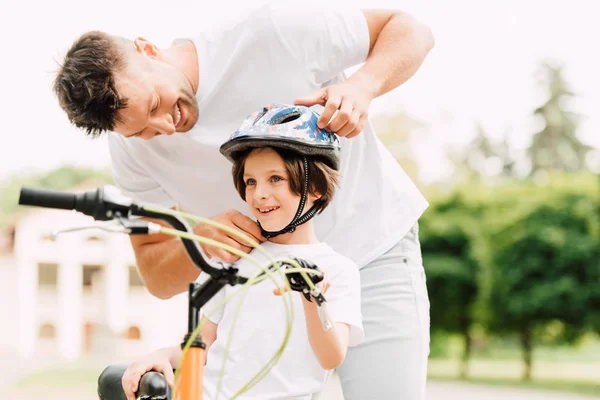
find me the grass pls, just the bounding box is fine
[427,335,600,398]
[11,364,100,390]
[5,350,600,399]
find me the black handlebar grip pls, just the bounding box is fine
[18,186,77,211]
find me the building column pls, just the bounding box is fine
[56,236,83,361]
[105,235,128,334]
[15,225,37,359]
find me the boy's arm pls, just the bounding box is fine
[300,257,363,370]
[159,345,183,369]
[136,316,217,371]
[201,317,218,351]
[302,298,350,370]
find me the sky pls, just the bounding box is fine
[1,0,597,184]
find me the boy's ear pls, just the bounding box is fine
[310,191,323,201]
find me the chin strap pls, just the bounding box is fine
[259,156,321,239]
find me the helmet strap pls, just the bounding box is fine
[259,156,321,239]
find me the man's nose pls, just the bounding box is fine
[149,112,176,136]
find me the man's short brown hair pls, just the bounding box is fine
[53,31,129,137]
[232,147,339,213]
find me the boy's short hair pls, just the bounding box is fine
[232,147,339,213]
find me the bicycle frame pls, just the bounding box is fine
[18,184,328,400]
[18,185,250,400]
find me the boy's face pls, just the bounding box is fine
[243,148,316,232]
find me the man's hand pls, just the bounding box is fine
[295,74,376,138]
[194,209,266,263]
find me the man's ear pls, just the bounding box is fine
[133,37,160,59]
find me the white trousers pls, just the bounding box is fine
[336,223,431,400]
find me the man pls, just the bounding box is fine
[54,2,434,399]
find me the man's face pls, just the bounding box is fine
[112,50,199,140]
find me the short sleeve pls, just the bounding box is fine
[269,1,370,84]
[197,272,226,324]
[323,258,364,347]
[107,133,176,208]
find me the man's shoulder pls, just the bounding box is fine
[195,2,276,41]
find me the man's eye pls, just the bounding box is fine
[151,96,160,113]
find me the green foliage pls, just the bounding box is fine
[528,62,593,175]
[420,194,481,335]
[486,173,599,339]
[420,172,599,378]
[0,165,113,229]
[373,112,425,187]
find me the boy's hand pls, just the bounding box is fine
[122,350,174,400]
[273,270,331,297]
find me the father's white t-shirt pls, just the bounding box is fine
[199,241,363,400]
[108,1,429,268]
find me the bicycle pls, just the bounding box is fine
[18,184,332,400]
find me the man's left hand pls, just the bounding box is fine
[294,79,375,139]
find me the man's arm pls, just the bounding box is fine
[296,8,435,138]
[131,209,264,299]
[352,9,435,100]
[130,216,201,299]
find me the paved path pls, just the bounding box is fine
[4,372,599,399]
[320,374,599,400]
[424,380,599,400]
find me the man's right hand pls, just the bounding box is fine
[194,209,266,263]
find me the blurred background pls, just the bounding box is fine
[0,0,598,399]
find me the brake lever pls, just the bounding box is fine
[50,218,163,239]
[117,218,162,235]
[306,287,333,332]
[317,302,334,332]
[50,222,129,239]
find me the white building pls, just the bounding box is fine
[4,207,190,362]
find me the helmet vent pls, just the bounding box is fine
[252,107,269,125]
[272,111,301,125]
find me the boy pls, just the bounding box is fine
[121,104,363,400]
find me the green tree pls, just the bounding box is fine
[373,112,425,186]
[0,165,113,229]
[527,62,592,176]
[448,123,517,183]
[420,189,486,378]
[485,173,600,381]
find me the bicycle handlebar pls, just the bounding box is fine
[19,186,77,211]
[18,185,232,279]
[19,185,133,221]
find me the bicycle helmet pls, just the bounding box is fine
[220,104,342,239]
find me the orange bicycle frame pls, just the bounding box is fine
[175,340,205,400]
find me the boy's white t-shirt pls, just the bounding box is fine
[198,241,363,400]
[107,1,429,268]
